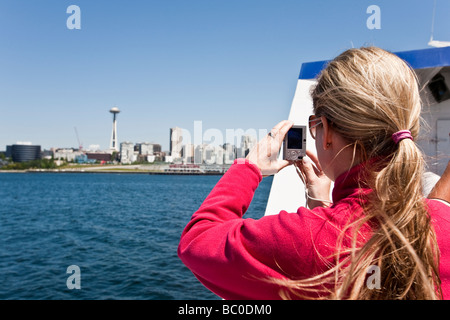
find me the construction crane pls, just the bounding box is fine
[74,126,83,151]
[429,0,450,48]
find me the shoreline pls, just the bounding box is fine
[0,167,230,175]
[0,170,226,175]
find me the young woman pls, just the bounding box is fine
[178,47,450,299]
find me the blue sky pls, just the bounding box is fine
[1,0,449,151]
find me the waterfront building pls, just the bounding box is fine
[153,151,165,162]
[120,141,135,164]
[136,142,161,156]
[5,145,12,158]
[137,142,153,155]
[152,144,162,153]
[241,134,257,157]
[75,154,88,164]
[85,152,112,163]
[203,145,218,165]
[182,143,195,164]
[41,149,53,160]
[235,147,247,159]
[194,145,204,164]
[169,127,183,159]
[53,148,84,162]
[213,145,224,165]
[223,143,236,165]
[9,143,41,162]
[75,154,96,164]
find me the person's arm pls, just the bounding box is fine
[428,161,450,203]
[178,158,338,299]
[178,121,297,299]
[178,121,330,299]
[178,160,288,299]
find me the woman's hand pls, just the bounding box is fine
[246,120,294,177]
[296,150,332,209]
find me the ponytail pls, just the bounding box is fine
[357,137,441,299]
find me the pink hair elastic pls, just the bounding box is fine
[392,130,413,144]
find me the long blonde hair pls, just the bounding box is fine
[279,47,441,299]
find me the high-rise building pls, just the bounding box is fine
[120,141,134,164]
[152,144,162,153]
[137,142,153,155]
[194,145,204,164]
[223,143,236,164]
[109,107,120,152]
[170,127,183,159]
[241,134,257,157]
[214,145,224,165]
[182,143,195,164]
[200,145,225,165]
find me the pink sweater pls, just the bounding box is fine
[178,160,450,299]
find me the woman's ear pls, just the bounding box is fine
[320,116,333,150]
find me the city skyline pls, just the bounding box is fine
[2,106,266,155]
[1,1,449,151]
[4,126,258,166]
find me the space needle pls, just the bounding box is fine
[109,106,120,152]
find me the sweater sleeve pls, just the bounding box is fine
[177,159,333,300]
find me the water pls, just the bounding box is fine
[0,172,273,300]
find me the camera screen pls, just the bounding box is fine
[287,128,303,149]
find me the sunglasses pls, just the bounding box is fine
[308,115,323,139]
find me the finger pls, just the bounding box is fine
[305,157,322,176]
[271,119,293,133]
[301,157,319,182]
[294,161,305,175]
[277,120,295,142]
[266,120,293,157]
[272,120,294,153]
[270,120,294,140]
[294,160,308,177]
[296,157,320,176]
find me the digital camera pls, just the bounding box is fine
[283,125,307,160]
